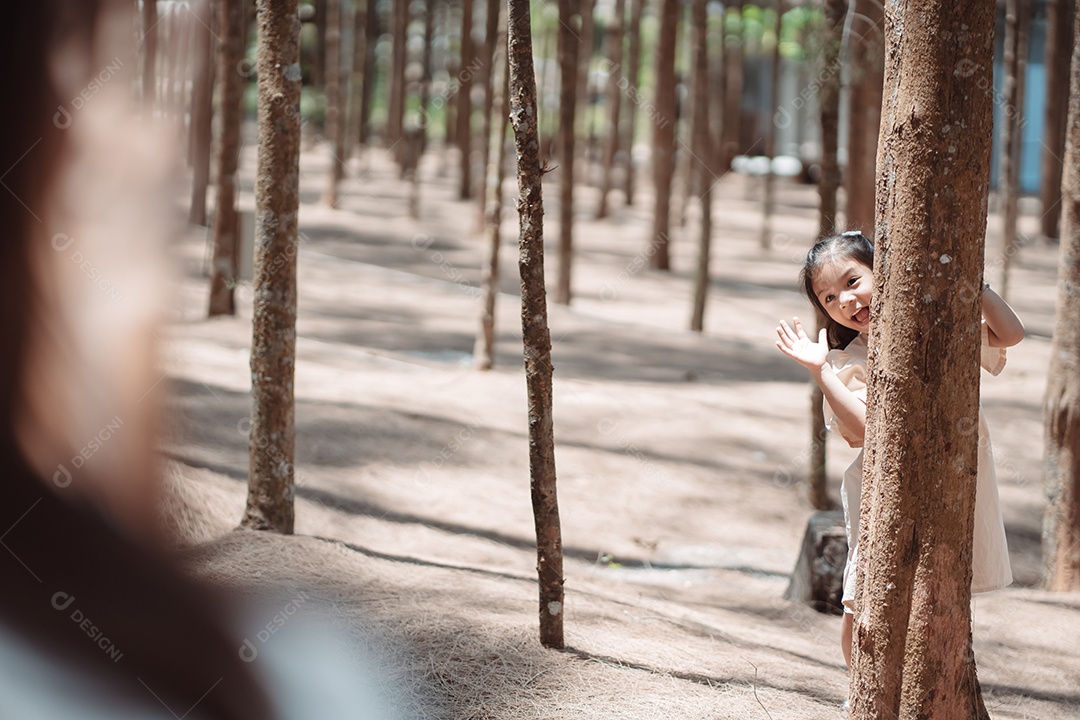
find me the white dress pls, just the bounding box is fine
[823,325,1013,612]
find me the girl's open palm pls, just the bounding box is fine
[775,317,829,371]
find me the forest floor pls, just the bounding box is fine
[161,140,1080,719]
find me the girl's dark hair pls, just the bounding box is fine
[799,231,875,350]
[1,3,277,718]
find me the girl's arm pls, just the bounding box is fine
[983,285,1025,347]
[775,318,867,443]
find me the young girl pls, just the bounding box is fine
[774,231,1024,667]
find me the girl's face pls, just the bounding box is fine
[812,257,874,333]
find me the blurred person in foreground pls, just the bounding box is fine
[0,3,392,718]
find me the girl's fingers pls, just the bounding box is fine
[818,328,827,346]
[793,316,807,338]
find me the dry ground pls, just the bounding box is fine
[161,141,1080,719]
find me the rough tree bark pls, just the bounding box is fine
[807,0,846,512]
[759,0,783,250]
[689,0,713,332]
[241,0,302,534]
[845,0,884,235]
[457,0,476,198]
[508,0,564,649]
[208,0,245,317]
[849,1,998,716]
[596,0,625,220]
[474,0,507,372]
[1041,0,1075,241]
[555,0,580,304]
[322,0,345,206]
[1043,3,1080,593]
[188,0,215,226]
[142,0,158,111]
[621,0,644,206]
[649,0,679,271]
[998,0,1031,299]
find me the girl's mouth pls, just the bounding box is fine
[853,306,870,324]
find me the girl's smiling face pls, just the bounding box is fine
[812,258,874,333]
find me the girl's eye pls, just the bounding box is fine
[825,294,835,302]
[847,276,858,286]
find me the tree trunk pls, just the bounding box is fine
[1043,1,1080,593]
[359,0,378,146]
[208,0,245,317]
[347,0,368,160]
[555,0,580,304]
[596,0,626,219]
[241,0,302,534]
[621,0,644,206]
[164,6,183,122]
[475,0,501,230]
[998,0,1031,300]
[474,1,507,371]
[649,0,679,271]
[387,0,408,150]
[188,0,215,227]
[574,0,596,185]
[508,0,564,650]
[142,0,158,111]
[1041,0,1075,241]
[418,0,436,155]
[849,1,997,716]
[844,0,884,235]
[720,6,744,173]
[313,0,327,91]
[689,0,713,333]
[322,0,345,206]
[457,0,476,198]
[759,0,783,250]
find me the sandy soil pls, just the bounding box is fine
[161,140,1080,719]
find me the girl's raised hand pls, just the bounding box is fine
[775,317,829,372]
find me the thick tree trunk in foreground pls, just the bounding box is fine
[555,0,580,304]
[998,0,1031,300]
[208,0,245,317]
[242,0,302,534]
[844,0,884,235]
[322,0,345,206]
[188,0,215,226]
[1041,0,1075,241]
[849,1,997,716]
[621,0,644,206]
[508,0,564,649]
[649,0,679,271]
[689,0,713,332]
[595,0,625,220]
[474,1,507,371]
[759,0,783,250]
[142,0,158,110]
[1043,4,1080,592]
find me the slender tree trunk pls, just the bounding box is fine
[596,0,626,219]
[347,0,368,160]
[208,0,245,317]
[720,6,744,173]
[621,0,644,206]
[457,0,476,198]
[649,0,679,271]
[418,0,436,154]
[1041,0,1075,241]
[1043,2,1080,593]
[164,7,182,122]
[555,0,580,304]
[476,0,501,229]
[177,8,194,143]
[760,0,783,250]
[444,1,459,153]
[359,0,378,146]
[508,0,564,650]
[387,0,408,152]
[475,1,507,371]
[574,0,596,185]
[999,0,1031,299]
[241,0,302,534]
[142,0,158,111]
[709,10,726,177]
[845,0,885,235]
[313,0,327,91]
[322,0,345,206]
[849,1,998,716]
[690,0,713,333]
[188,0,215,226]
